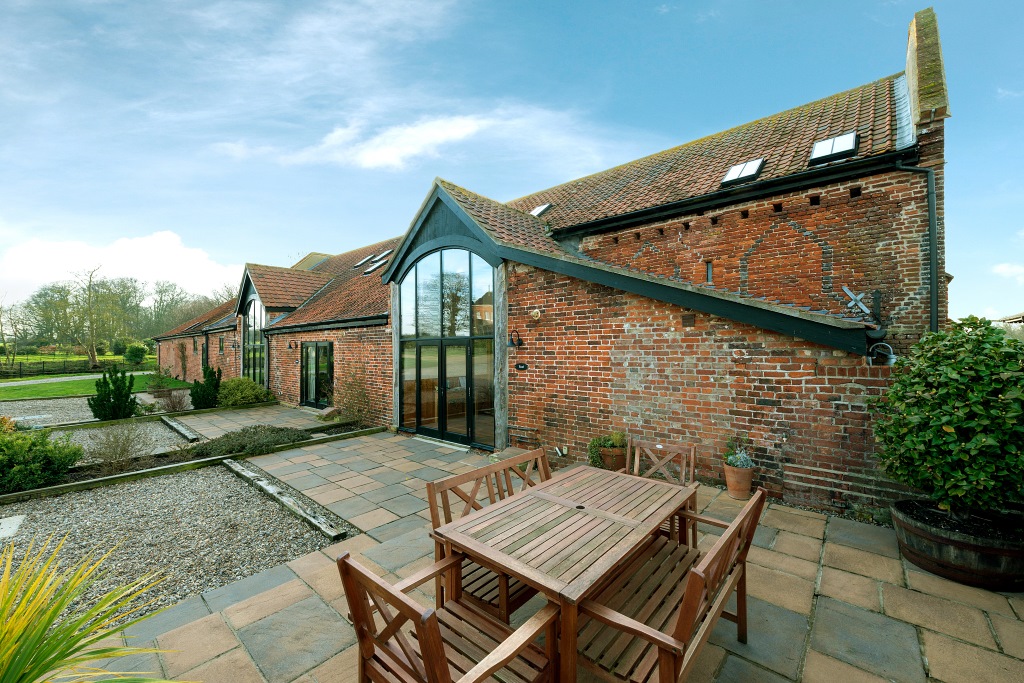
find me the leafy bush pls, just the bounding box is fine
[94,340,108,356]
[0,416,16,433]
[87,423,158,474]
[0,535,172,682]
[218,377,273,407]
[0,431,82,494]
[123,342,148,365]
[18,345,38,356]
[190,365,222,410]
[110,338,128,355]
[871,316,1024,514]
[587,431,627,467]
[87,366,137,421]
[146,366,173,393]
[190,425,311,458]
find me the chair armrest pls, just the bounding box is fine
[681,512,729,529]
[456,603,559,683]
[579,600,686,656]
[393,554,462,593]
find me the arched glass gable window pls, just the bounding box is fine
[243,299,266,385]
[399,249,494,448]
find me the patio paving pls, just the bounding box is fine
[110,431,1024,682]
[176,404,325,438]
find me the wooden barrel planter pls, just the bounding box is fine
[891,500,1024,591]
[600,447,626,471]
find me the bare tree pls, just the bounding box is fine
[71,267,102,366]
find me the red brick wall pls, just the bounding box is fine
[506,264,905,513]
[578,170,945,354]
[266,325,393,425]
[156,322,240,384]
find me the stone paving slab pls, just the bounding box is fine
[100,432,1024,682]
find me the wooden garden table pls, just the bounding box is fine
[432,465,694,682]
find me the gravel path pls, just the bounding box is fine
[0,467,331,618]
[1,397,95,426]
[53,421,188,458]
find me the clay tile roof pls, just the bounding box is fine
[245,264,332,309]
[506,75,902,230]
[155,299,236,339]
[437,180,564,255]
[267,237,403,328]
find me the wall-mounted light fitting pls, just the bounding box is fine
[867,342,897,366]
[530,309,541,320]
[508,330,523,349]
[287,341,296,350]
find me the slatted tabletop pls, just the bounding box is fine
[434,465,693,604]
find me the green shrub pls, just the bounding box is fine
[218,377,273,407]
[87,366,138,421]
[871,316,1024,514]
[190,365,222,409]
[94,340,109,356]
[18,345,38,356]
[123,342,148,365]
[110,338,128,355]
[0,431,82,494]
[190,425,311,458]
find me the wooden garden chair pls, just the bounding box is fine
[576,488,767,682]
[623,439,699,547]
[337,551,559,683]
[426,447,552,623]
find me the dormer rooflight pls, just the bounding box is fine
[809,132,858,165]
[721,158,764,186]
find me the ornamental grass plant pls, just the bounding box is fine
[871,316,1024,516]
[0,535,175,683]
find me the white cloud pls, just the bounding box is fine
[283,115,494,169]
[0,231,242,303]
[997,87,1024,99]
[993,263,1024,285]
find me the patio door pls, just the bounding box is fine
[300,342,333,409]
[407,341,472,445]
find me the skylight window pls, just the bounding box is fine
[809,132,858,164]
[374,249,394,261]
[363,261,387,275]
[530,203,552,217]
[721,158,764,185]
[353,254,375,268]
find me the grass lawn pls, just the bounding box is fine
[0,374,190,400]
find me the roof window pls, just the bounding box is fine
[353,254,375,268]
[809,132,858,164]
[530,203,552,217]
[721,158,764,185]
[363,261,387,275]
[375,249,394,260]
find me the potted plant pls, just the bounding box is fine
[723,435,754,500]
[870,316,1024,590]
[147,366,173,398]
[588,431,628,470]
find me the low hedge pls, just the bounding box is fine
[0,431,83,494]
[218,377,273,407]
[190,425,312,458]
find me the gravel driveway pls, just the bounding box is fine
[1,397,95,426]
[0,467,331,618]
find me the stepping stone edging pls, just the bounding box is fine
[223,460,348,542]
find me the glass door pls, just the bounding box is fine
[300,342,333,409]
[443,342,469,443]
[418,344,440,436]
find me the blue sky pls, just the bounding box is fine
[0,1,1021,320]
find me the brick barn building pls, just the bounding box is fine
[157,8,949,512]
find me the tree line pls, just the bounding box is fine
[0,269,234,366]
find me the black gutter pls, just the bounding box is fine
[551,149,920,239]
[264,314,389,334]
[895,162,940,332]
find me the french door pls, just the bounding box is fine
[403,339,494,447]
[300,342,333,409]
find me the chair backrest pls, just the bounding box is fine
[426,447,552,530]
[673,488,766,644]
[337,551,451,683]
[625,439,696,486]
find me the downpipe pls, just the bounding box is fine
[896,162,939,332]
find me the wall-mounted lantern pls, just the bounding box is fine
[508,330,523,349]
[867,342,897,366]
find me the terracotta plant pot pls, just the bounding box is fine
[600,447,626,471]
[891,500,1024,591]
[723,464,753,500]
